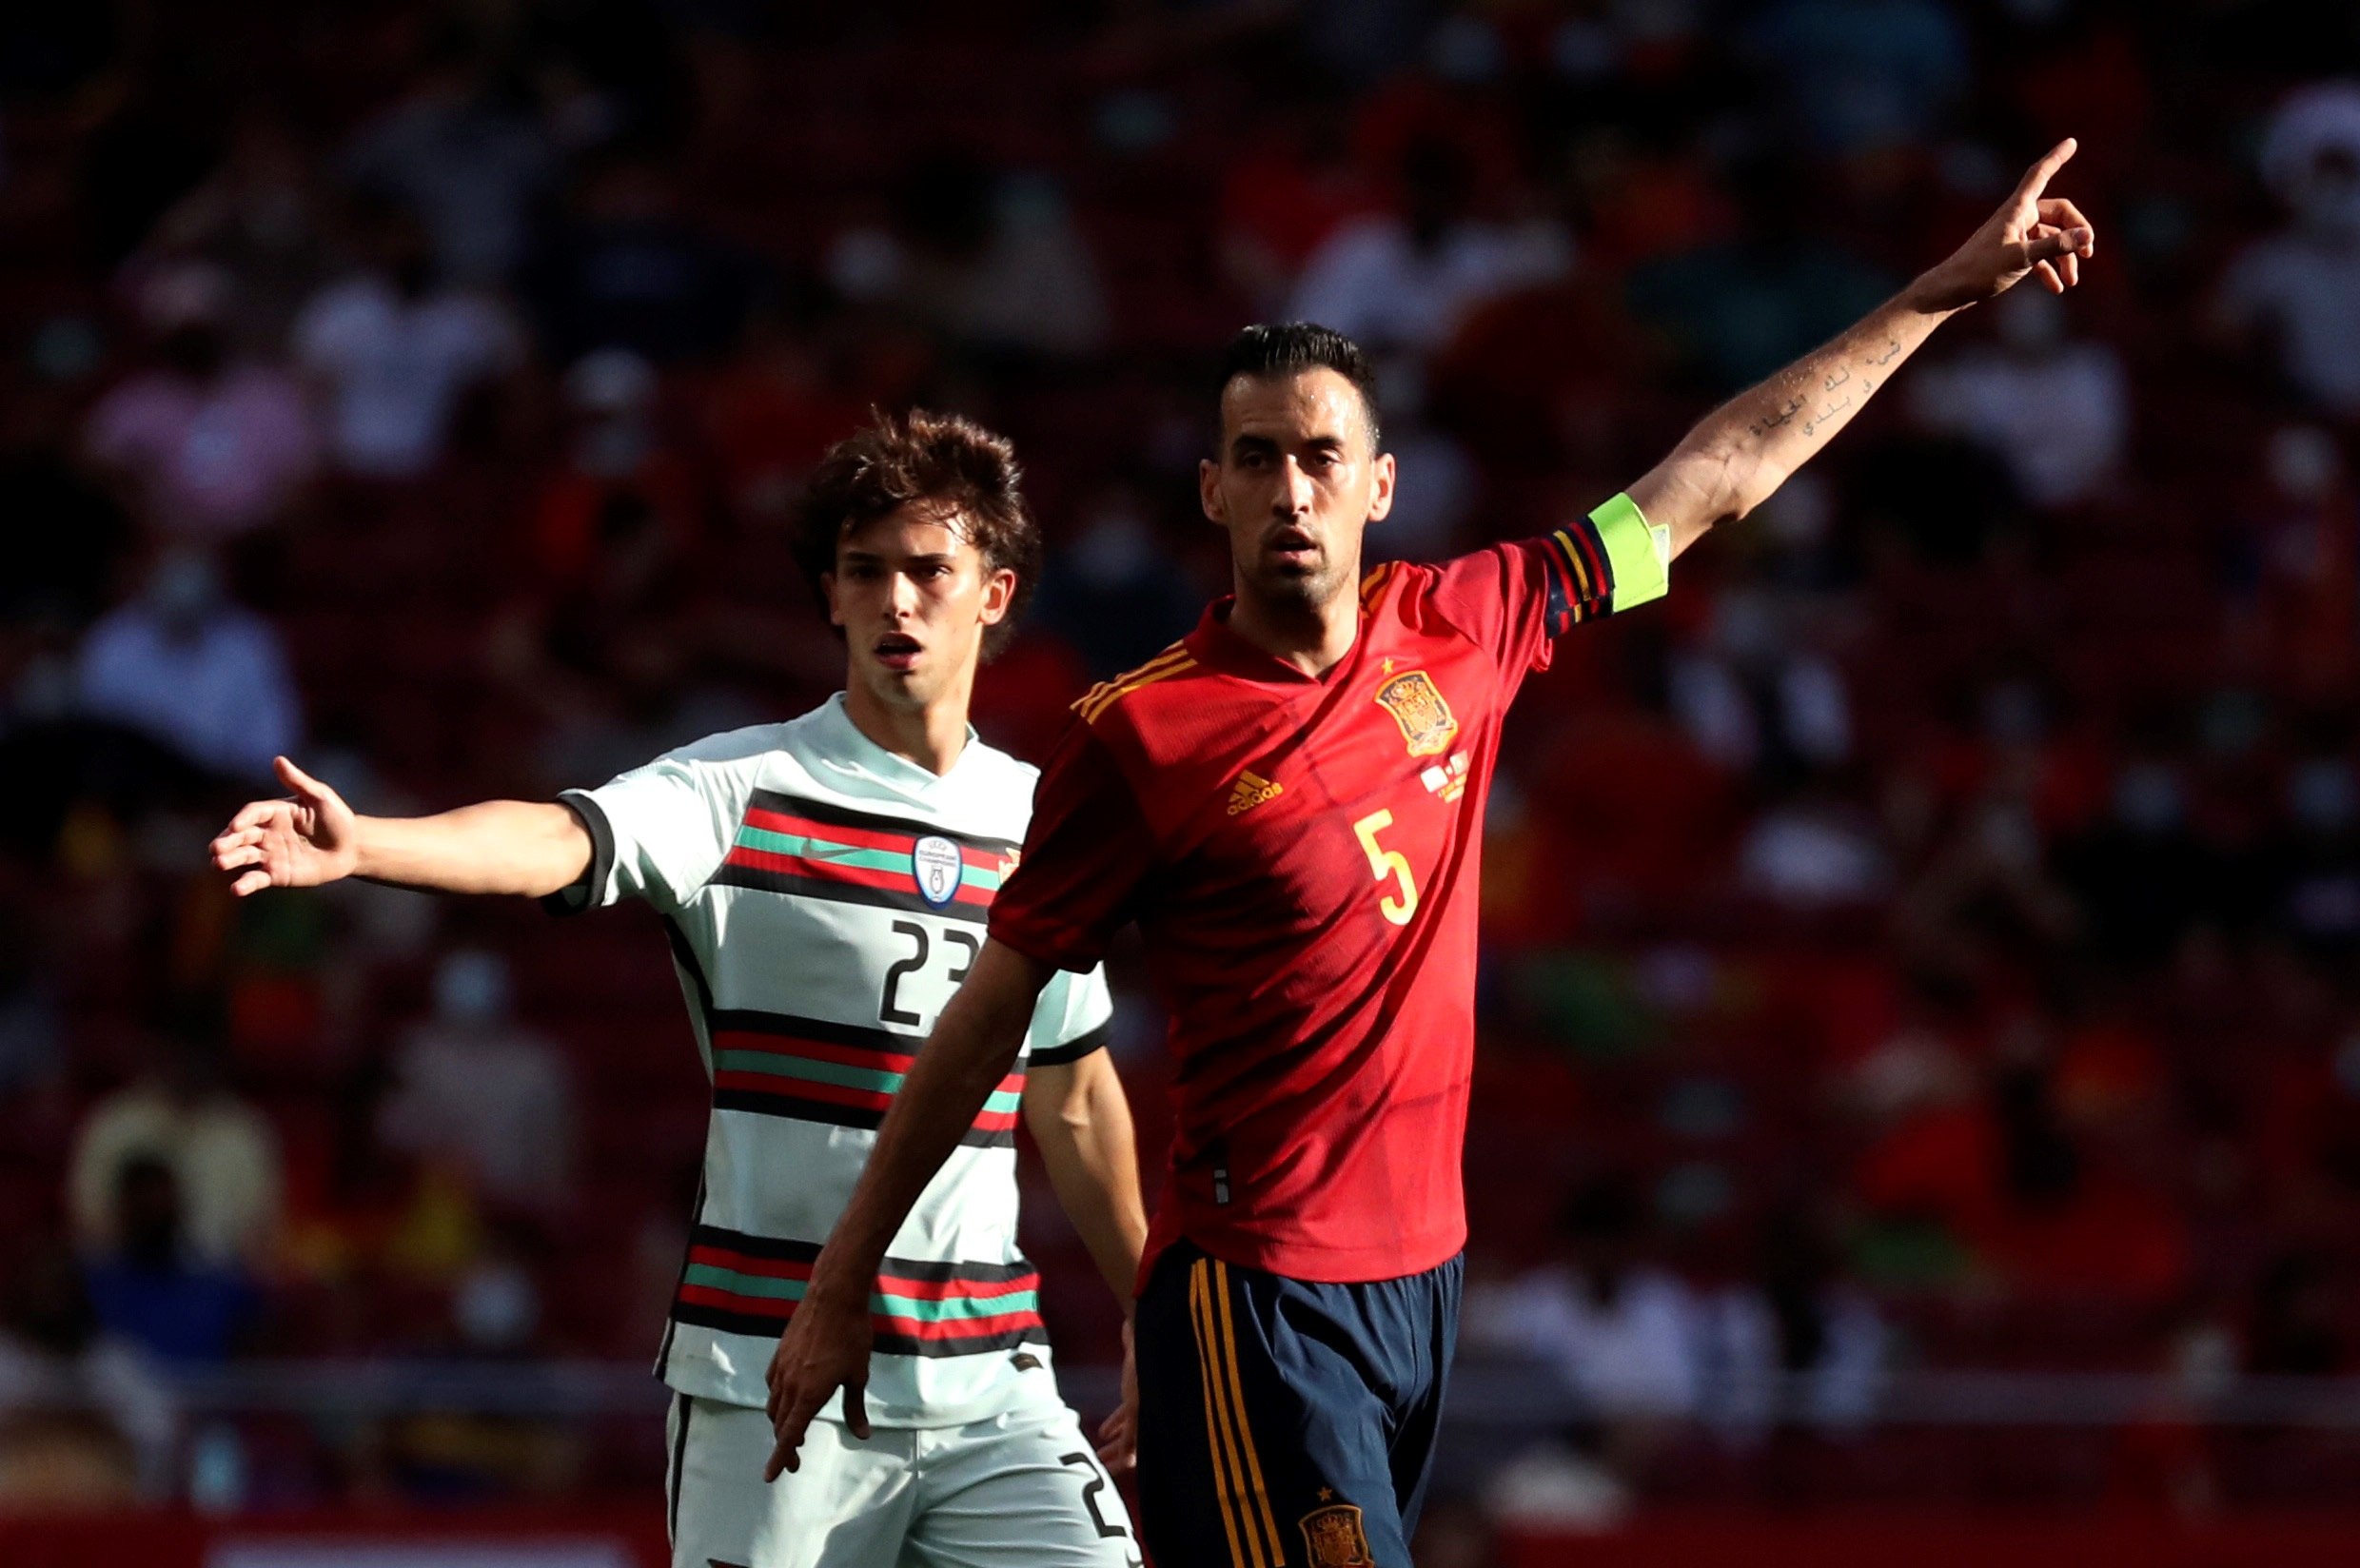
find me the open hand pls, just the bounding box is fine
[1094,1316,1139,1473]
[1911,138,2096,314]
[764,1279,874,1481]
[208,756,360,894]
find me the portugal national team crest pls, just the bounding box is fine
[912,834,963,908]
[1373,669,1458,757]
[1299,1502,1376,1567]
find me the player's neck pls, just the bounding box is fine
[841,676,971,777]
[1227,576,1362,678]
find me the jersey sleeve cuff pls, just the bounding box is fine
[1027,1018,1112,1068]
[1591,492,1670,612]
[541,790,615,917]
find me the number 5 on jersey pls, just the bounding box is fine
[1353,810,1418,926]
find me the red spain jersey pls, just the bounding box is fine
[992,496,1670,1285]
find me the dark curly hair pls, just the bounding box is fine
[793,408,1041,658]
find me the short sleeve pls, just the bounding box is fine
[1429,491,1672,675]
[989,724,1155,973]
[543,749,741,916]
[1025,963,1116,1067]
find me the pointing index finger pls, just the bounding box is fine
[2013,137,2077,205]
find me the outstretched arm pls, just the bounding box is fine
[209,755,591,899]
[1629,138,2096,559]
[764,937,1052,1479]
[1025,1047,1149,1468]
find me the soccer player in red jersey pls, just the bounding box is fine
[767,141,2097,1562]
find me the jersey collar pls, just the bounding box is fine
[809,691,982,795]
[1185,595,1372,689]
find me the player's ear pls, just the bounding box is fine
[1198,457,1227,526]
[978,567,1016,625]
[1367,450,1397,524]
[820,571,844,627]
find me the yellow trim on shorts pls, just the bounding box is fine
[1190,1260,1261,1567]
[1213,1261,1286,1562]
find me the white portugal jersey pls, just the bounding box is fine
[550,695,1114,1426]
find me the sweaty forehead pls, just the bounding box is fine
[1219,368,1375,452]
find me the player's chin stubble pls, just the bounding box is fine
[1241,549,1354,615]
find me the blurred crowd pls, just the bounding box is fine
[3,0,2360,1523]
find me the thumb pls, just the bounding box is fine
[843,1381,871,1441]
[2021,226,2094,265]
[274,755,328,802]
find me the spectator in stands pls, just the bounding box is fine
[1215,118,1369,314]
[80,265,318,539]
[2055,759,2215,969]
[1288,133,1567,365]
[1627,153,1896,394]
[1033,480,1213,676]
[494,348,741,784]
[1738,776,1892,910]
[837,151,1110,361]
[696,306,864,527]
[72,548,301,782]
[1745,0,1970,155]
[377,950,575,1215]
[2215,82,2360,417]
[2245,1248,2348,1376]
[2262,757,2360,958]
[1910,285,2130,509]
[1465,1179,1702,1527]
[80,1155,259,1365]
[0,1243,175,1505]
[1472,1179,1703,1434]
[1691,1213,1886,1446]
[1669,589,1856,784]
[342,27,555,287]
[68,1025,282,1274]
[293,200,524,479]
[528,147,762,366]
[0,893,61,1097]
[134,104,332,357]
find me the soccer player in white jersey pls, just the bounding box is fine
[208,410,1149,1568]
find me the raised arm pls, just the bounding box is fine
[209,755,591,899]
[764,936,1052,1479]
[1628,138,2096,559]
[1024,1047,1149,1468]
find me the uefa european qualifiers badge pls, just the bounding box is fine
[911,834,965,909]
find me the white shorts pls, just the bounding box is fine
[663,1395,1141,1568]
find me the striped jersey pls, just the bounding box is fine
[551,694,1114,1425]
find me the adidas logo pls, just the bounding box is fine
[1227,771,1283,815]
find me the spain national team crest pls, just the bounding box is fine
[912,834,963,908]
[1299,1502,1376,1567]
[1373,669,1458,757]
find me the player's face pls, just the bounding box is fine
[1202,368,1396,612]
[824,506,1014,714]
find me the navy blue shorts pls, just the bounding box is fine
[1133,1242,1462,1568]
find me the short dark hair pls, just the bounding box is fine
[793,408,1040,657]
[1216,323,1383,452]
